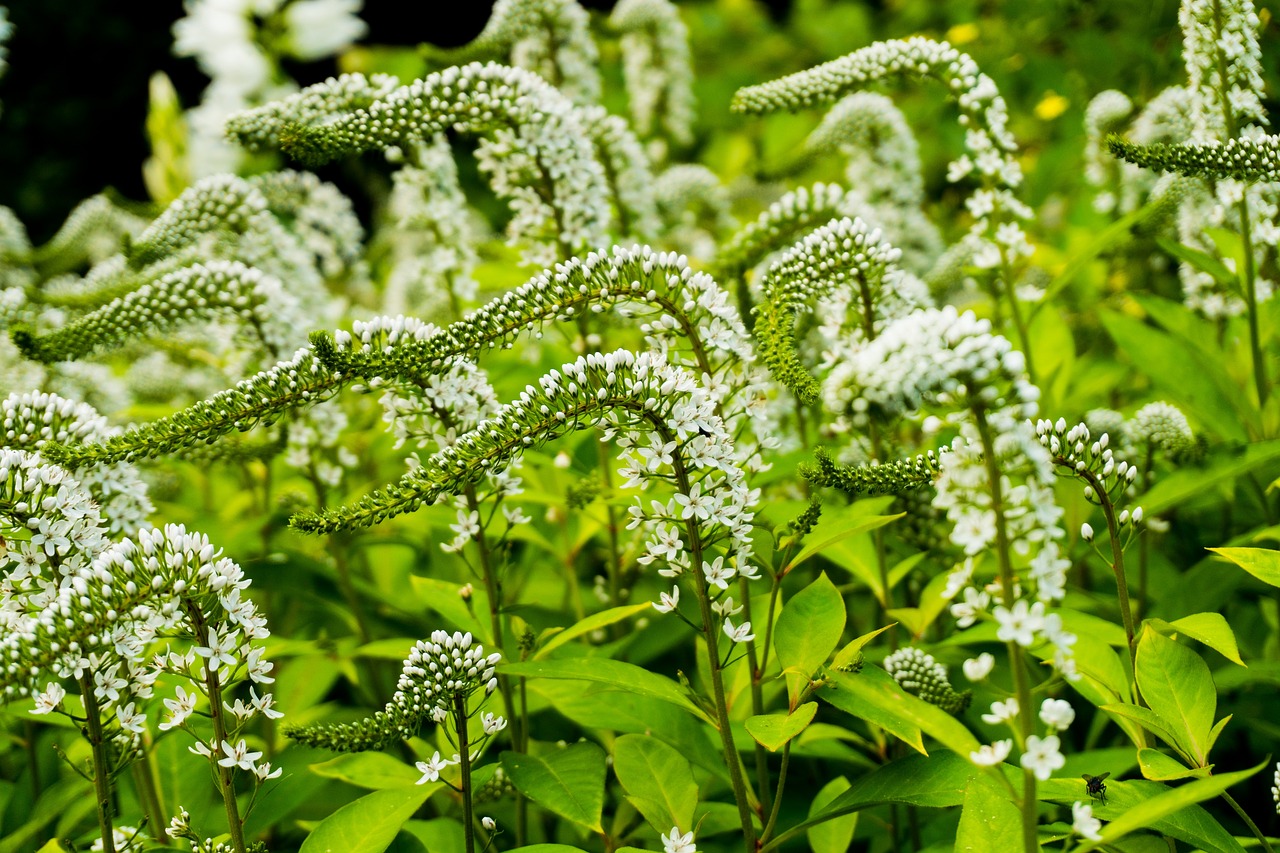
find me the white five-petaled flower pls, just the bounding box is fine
[218,739,263,771]
[1020,734,1066,781]
[962,653,995,682]
[981,698,1019,725]
[1071,801,1103,841]
[1039,698,1076,731]
[702,556,735,590]
[661,826,697,853]
[415,751,459,784]
[969,739,1013,767]
[160,686,198,731]
[722,619,755,644]
[653,586,680,613]
[30,682,66,715]
[994,599,1045,647]
[253,762,283,782]
[482,713,508,735]
[194,626,239,672]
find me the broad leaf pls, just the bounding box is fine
[821,667,980,756]
[774,572,846,703]
[744,702,817,752]
[831,623,896,671]
[501,659,712,723]
[1135,626,1216,765]
[535,604,653,659]
[1137,748,1209,781]
[955,776,1022,853]
[819,667,925,755]
[1147,612,1245,666]
[501,743,607,832]
[1099,703,1183,758]
[1139,442,1280,516]
[612,735,698,834]
[299,786,435,853]
[806,777,856,853]
[309,753,428,790]
[1209,546,1280,589]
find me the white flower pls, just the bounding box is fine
[722,619,755,644]
[1039,698,1076,732]
[969,739,1013,766]
[994,599,1045,647]
[1081,522,1094,542]
[415,751,458,784]
[702,556,735,590]
[962,653,996,682]
[661,826,697,853]
[653,586,680,613]
[30,682,66,715]
[282,0,367,61]
[982,698,1019,725]
[253,762,283,782]
[481,816,497,831]
[218,739,263,771]
[1020,734,1066,781]
[1071,801,1103,841]
[482,713,507,735]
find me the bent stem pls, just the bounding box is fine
[1220,790,1276,853]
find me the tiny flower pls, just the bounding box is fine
[722,619,755,644]
[160,686,198,731]
[969,739,1013,766]
[994,599,1045,647]
[218,739,263,771]
[1020,734,1066,781]
[1039,698,1076,732]
[702,556,734,590]
[481,816,497,831]
[459,583,474,600]
[415,751,458,784]
[1071,801,1103,841]
[30,682,66,715]
[661,826,697,853]
[253,762,283,782]
[982,698,1019,725]
[1081,522,1094,542]
[482,713,508,735]
[653,586,680,613]
[962,653,995,682]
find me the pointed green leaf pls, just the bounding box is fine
[785,507,901,572]
[1139,442,1280,516]
[831,623,895,672]
[612,734,698,834]
[1099,703,1185,759]
[501,659,712,723]
[501,743,607,832]
[299,786,435,853]
[744,702,818,752]
[821,667,980,756]
[955,776,1022,853]
[1135,625,1216,765]
[1137,748,1209,781]
[309,752,429,790]
[1148,613,1245,666]
[806,777,856,853]
[1208,547,1280,588]
[535,604,654,659]
[774,572,846,702]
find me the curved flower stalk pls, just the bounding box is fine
[379,137,482,319]
[421,0,601,104]
[609,0,696,151]
[30,194,147,276]
[225,71,400,153]
[127,175,274,269]
[733,37,1038,372]
[0,392,152,538]
[799,446,942,496]
[1108,134,1280,183]
[580,105,662,241]
[12,260,301,363]
[714,183,851,285]
[653,164,736,260]
[243,62,610,263]
[249,169,366,281]
[754,216,921,406]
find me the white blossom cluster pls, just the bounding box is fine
[1180,0,1267,143]
[580,105,662,241]
[283,405,359,493]
[289,629,500,751]
[2,392,152,537]
[173,0,367,175]
[1083,90,1135,214]
[250,169,366,282]
[883,646,970,714]
[715,182,851,282]
[652,165,735,261]
[1035,418,1143,514]
[609,0,696,151]
[1272,760,1279,814]
[1130,401,1195,455]
[226,71,400,153]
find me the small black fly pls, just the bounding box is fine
[1082,772,1110,805]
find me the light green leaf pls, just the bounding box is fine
[612,735,698,833]
[1136,748,1209,781]
[299,786,434,853]
[831,623,896,672]
[955,776,1022,853]
[1073,761,1265,853]
[1208,546,1280,589]
[535,604,653,659]
[1135,625,1216,765]
[744,702,817,752]
[1139,442,1280,516]
[774,572,846,703]
[1147,612,1245,666]
[1099,703,1184,758]
[821,667,980,756]
[501,659,712,723]
[501,744,607,832]
[409,576,489,641]
[309,753,426,790]
[806,777,856,853]
[785,505,901,573]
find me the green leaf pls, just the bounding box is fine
[955,776,1023,853]
[1072,761,1266,853]
[784,504,900,573]
[612,734,698,833]
[1147,612,1245,666]
[821,667,980,756]
[805,777,856,853]
[1154,237,1237,287]
[744,702,817,752]
[1138,442,1280,516]
[1137,748,1209,781]
[1135,625,1216,765]
[501,659,713,723]
[535,604,654,659]
[1099,703,1184,757]
[409,576,489,641]
[1208,546,1280,589]
[501,743,607,832]
[309,753,426,790]
[774,572,846,703]
[299,786,435,853]
[831,623,896,671]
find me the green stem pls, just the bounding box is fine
[131,746,169,846]
[739,575,773,811]
[1221,790,1275,853]
[77,675,117,853]
[759,742,792,843]
[456,696,476,853]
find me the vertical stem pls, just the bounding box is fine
[77,675,117,853]
[1000,256,1038,388]
[1221,790,1276,853]
[972,409,1039,853]
[206,665,248,853]
[131,747,169,846]
[456,696,476,853]
[738,575,772,810]
[758,742,791,843]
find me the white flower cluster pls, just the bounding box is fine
[1179,0,1267,143]
[2,392,152,537]
[250,169,366,282]
[610,0,697,150]
[227,71,400,153]
[715,182,851,282]
[284,405,359,492]
[1130,401,1195,455]
[1035,419,1143,514]
[173,0,367,175]
[1083,90,1135,213]
[439,468,528,554]
[653,165,736,261]
[1272,760,1279,814]
[580,105,662,241]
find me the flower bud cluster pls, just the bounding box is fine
[806,93,925,211]
[226,72,401,153]
[288,630,500,751]
[1083,90,1135,213]
[128,175,272,268]
[33,194,147,273]
[1130,401,1195,457]
[1109,134,1280,184]
[609,0,696,149]
[799,446,942,498]
[714,183,850,282]
[250,169,365,281]
[1035,418,1142,507]
[883,646,971,715]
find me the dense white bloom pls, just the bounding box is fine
[282,0,366,60]
[969,739,1013,766]
[1072,801,1103,840]
[30,683,67,715]
[1020,734,1066,781]
[995,599,1045,647]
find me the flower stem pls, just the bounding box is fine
[1221,790,1275,853]
[77,675,117,853]
[456,695,476,853]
